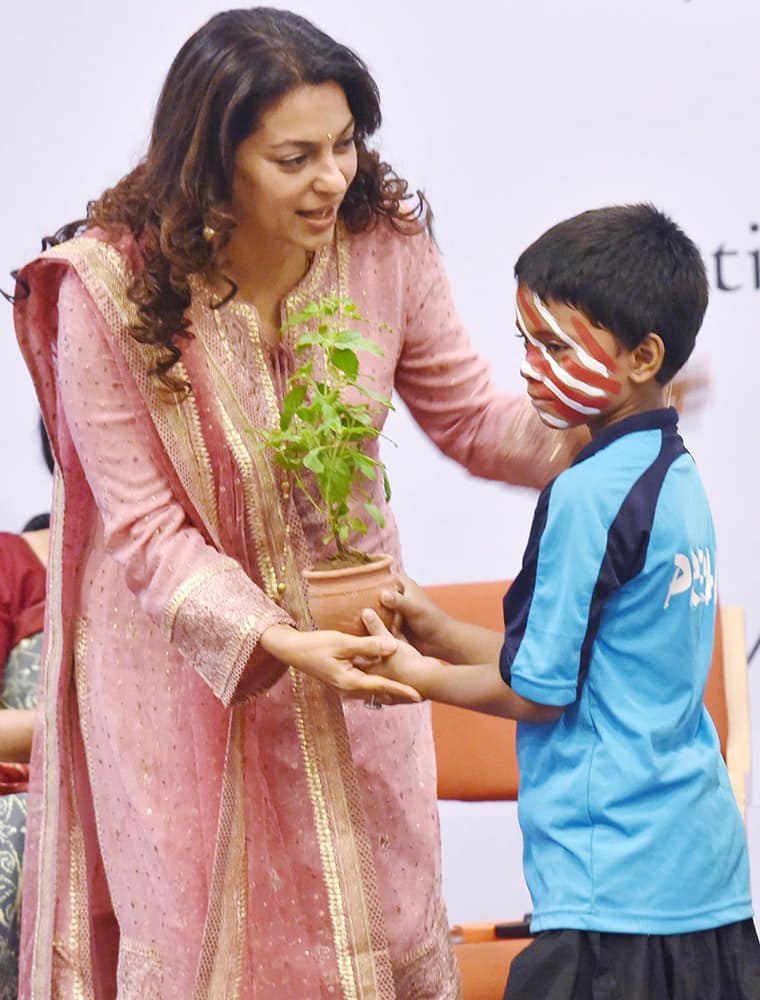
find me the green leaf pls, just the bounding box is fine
[354,453,378,479]
[257,294,396,553]
[323,460,353,506]
[281,385,307,429]
[296,406,317,425]
[333,331,384,358]
[303,450,324,473]
[291,360,315,381]
[329,348,359,379]
[358,384,394,409]
[349,409,374,427]
[383,468,392,502]
[365,501,385,528]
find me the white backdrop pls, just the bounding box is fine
[1,0,758,927]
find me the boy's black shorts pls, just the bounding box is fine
[503,919,760,1000]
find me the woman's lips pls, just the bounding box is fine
[297,205,338,231]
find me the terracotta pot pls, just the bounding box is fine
[302,553,398,636]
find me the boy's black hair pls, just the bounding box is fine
[22,513,50,532]
[514,204,708,384]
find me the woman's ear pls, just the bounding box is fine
[628,332,665,384]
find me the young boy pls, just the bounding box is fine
[362,204,760,999]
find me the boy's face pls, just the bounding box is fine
[515,285,629,433]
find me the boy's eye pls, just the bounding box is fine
[545,342,567,356]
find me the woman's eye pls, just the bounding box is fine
[336,135,356,150]
[279,155,308,168]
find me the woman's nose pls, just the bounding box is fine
[314,154,349,194]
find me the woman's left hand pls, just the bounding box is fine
[260,622,422,705]
[669,358,711,417]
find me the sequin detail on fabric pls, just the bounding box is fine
[394,904,462,999]
[117,939,164,1000]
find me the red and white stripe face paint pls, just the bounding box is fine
[515,286,622,429]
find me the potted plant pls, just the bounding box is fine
[261,295,398,635]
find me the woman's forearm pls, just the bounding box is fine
[0,709,35,762]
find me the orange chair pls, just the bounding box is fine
[424,580,746,1000]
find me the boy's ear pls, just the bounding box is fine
[628,332,665,384]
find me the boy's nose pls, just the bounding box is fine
[524,340,544,368]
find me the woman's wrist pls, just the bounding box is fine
[260,622,300,663]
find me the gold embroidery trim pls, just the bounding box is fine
[189,302,299,615]
[170,357,221,542]
[31,468,66,999]
[291,670,360,1000]
[219,614,268,704]
[183,301,286,604]
[162,561,239,640]
[117,938,164,999]
[67,806,95,1000]
[45,239,221,549]
[227,303,281,433]
[69,620,91,1000]
[217,405,278,599]
[193,707,248,1000]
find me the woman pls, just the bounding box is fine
[13,9,569,999]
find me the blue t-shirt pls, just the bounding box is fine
[500,408,751,934]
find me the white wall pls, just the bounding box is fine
[1,0,758,926]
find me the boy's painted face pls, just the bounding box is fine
[515,286,623,430]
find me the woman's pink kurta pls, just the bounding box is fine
[14,220,564,1000]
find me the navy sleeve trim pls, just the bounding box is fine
[499,483,553,686]
[575,426,687,695]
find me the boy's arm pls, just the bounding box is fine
[361,609,565,723]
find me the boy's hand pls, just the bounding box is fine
[379,577,450,657]
[359,608,431,694]
[260,623,422,705]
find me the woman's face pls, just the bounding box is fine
[230,81,358,256]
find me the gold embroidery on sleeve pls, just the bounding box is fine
[162,562,239,640]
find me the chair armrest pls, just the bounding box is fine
[451,915,532,944]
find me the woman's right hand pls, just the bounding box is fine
[260,623,422,705]
[379,577,450,658]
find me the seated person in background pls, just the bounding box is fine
[0,517,48,771]
[0,417,52,999]
[362,204,760,1000]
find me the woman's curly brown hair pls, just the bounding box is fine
[46,8,430,395]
